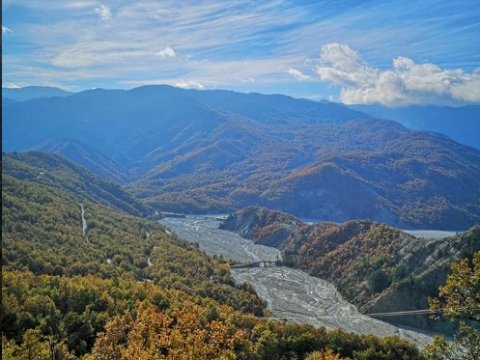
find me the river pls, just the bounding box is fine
[160,216,432,347]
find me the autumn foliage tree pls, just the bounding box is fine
[424,251,480,360]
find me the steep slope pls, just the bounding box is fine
[1,156,263,356]
[2,168,263,311]
[352,104,480,150]
[135,119,480,229]
[364,226,480,331]
[2,85,73,101]
[3,152,148,217]
[3,85,480,228]
[222,206,480,332]
[2,156,422,359]
[33,139,128,183]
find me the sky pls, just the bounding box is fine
[2,0,480,106]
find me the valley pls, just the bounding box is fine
[222,206,480,332]
[160,216,433,347]
[2,152,428,359]
[4,2,480,358]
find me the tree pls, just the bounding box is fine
[425,251,480,359]
[368,269,390,293]
[19,329,49,360]
[305,349,343,360]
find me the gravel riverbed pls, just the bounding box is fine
[160,216,432,347]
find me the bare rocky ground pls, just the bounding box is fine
[402,229,459,240]
[160,216,432,347]
[160,216,281,263]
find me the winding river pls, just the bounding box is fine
[160,216,432,347]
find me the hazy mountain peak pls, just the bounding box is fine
[2,86,73,101]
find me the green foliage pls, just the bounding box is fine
[2,270,423,359]
[3,152,149,216]
[392,264,408,284]
[368,269,391,293]
[2,154,424,359]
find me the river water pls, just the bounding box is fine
[160,216,432,347]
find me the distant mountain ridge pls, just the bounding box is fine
[351,104,480,150]
[3,85,480,229]
[2,86,73,101]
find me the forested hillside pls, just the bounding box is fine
[2,153,423,359]
[3,152,148,216]
[33,139,129,183]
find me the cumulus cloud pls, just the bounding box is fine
[316,43,480,106]
[95,4,112,21]
[174,81,204,89]
[2,25,12,34]
[156,46,176,59]
[287,68,310,81]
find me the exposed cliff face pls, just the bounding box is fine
[222,206,480,332]
[220,206,304,247]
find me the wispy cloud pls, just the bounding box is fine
[316,43,480,106]
[2,0,479,102]
[287,68,310,81]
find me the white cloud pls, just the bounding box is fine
[316,43,480,106]
[2,82,20,88]
[287,67,310,81]
[156,46,176,59]
[2,25,12,34]
[95,4,112,21]
[174,81,204,89]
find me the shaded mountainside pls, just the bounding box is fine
[132,117,480,229]
[3,85,480,228]
[33,139,128,183]
[2,154,423,359]
[2,85,364,159]
[351,104,480,150]
[222,206,480,332]
[3,152,148,217]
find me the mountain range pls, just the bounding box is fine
[351,104,480,150]
[3,85,480,229]
[2,85,73,101]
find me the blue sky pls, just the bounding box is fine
[2,0,480,105]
